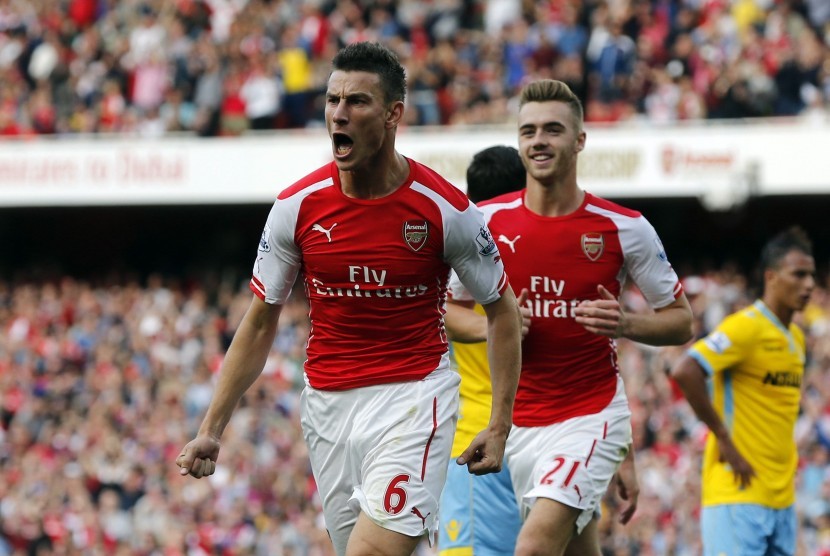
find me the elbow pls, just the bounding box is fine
[678,322,694,344]
[673,309,695,344]
[668,364,685,383]
[670,356,701,387]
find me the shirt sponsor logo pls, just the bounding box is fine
[403,221,429,252]
[476,226,497,256]
[310,266,429,299]
[762,371,801,388]
[524,276,584,318]
[581,233,604,261]
[704,331,731,354]
[258,224,271,252]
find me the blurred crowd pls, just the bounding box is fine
[0,0,829,138]
[1,263,829,555]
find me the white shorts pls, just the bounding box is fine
[505,376,632,534]
[300,367,460,556]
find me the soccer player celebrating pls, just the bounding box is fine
[175,42,523,556]
[450,79,693,556]
[671,227,815,556]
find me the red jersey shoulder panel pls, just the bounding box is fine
[479,189,524,208]
[277,162,335,200]
[410,159,470,211]
[584,193,641,219]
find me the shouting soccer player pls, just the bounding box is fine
[176,42,523,556]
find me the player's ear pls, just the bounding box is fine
[386,100,405,129]
[574,130,586,154]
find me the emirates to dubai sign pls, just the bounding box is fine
[0,120,828,207]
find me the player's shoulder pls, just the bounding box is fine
[277,162,335,200]
[719,303,766,337]
[478,190,524,215]
[584,193,643,220]
[409,159,470,212]
[480,189,524,208]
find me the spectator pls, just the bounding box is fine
[0,255,829,554]
[0,0,825,136]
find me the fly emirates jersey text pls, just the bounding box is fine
[250,161,508,391]
[453,190,683,427]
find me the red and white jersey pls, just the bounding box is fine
[251,160,508,391]
[451,191,683,426]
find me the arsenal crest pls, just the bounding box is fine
[403,221,429,252]
[581,233,604,261]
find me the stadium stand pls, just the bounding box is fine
[1,270,829,554]
[0,0,826,136]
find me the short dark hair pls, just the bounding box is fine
[466,146,525,203]
[331,42,406,104]
[760,226,813,271]
[519,79,584,129]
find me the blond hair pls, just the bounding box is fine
[519,80,584,129]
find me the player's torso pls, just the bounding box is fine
[720,314,804,422]
[296,189,448,303]
[703,306,804,506]
[281,165,472,390]
[485,198,628,424]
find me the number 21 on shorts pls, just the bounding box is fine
[540,457,580,488]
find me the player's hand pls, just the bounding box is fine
[517,288,531,338]
[176,435,221,479]
[614,453,639,525]
[456,427,507,476]
[574,285,625,339]
[716,435,756,489]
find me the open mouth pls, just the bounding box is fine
[332,133,354,157]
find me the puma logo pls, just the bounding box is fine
[312,222,337,242]
[498,234,521,253]
[411,506,431,529]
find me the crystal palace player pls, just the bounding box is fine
[450,79,692,556]
[176,42,522,556]
[672,227,815,556]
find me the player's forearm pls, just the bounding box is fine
[670,356,730,439]
[198,302,281,439]
[624,297,693,345]
[484,293,522,434]
[444,301,487,343]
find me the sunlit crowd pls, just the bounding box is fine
[0,0,828,138]
[0,263,829,555]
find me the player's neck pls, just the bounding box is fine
[525,179,584,217]
[761,296,794,327]
[340,150,410,200]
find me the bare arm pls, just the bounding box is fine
[176,296,282,478]
[575,285,693,346]
[445,290,530,343]
[457,287,522,474]
[444,300,487,343]
[670,354,755,487]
